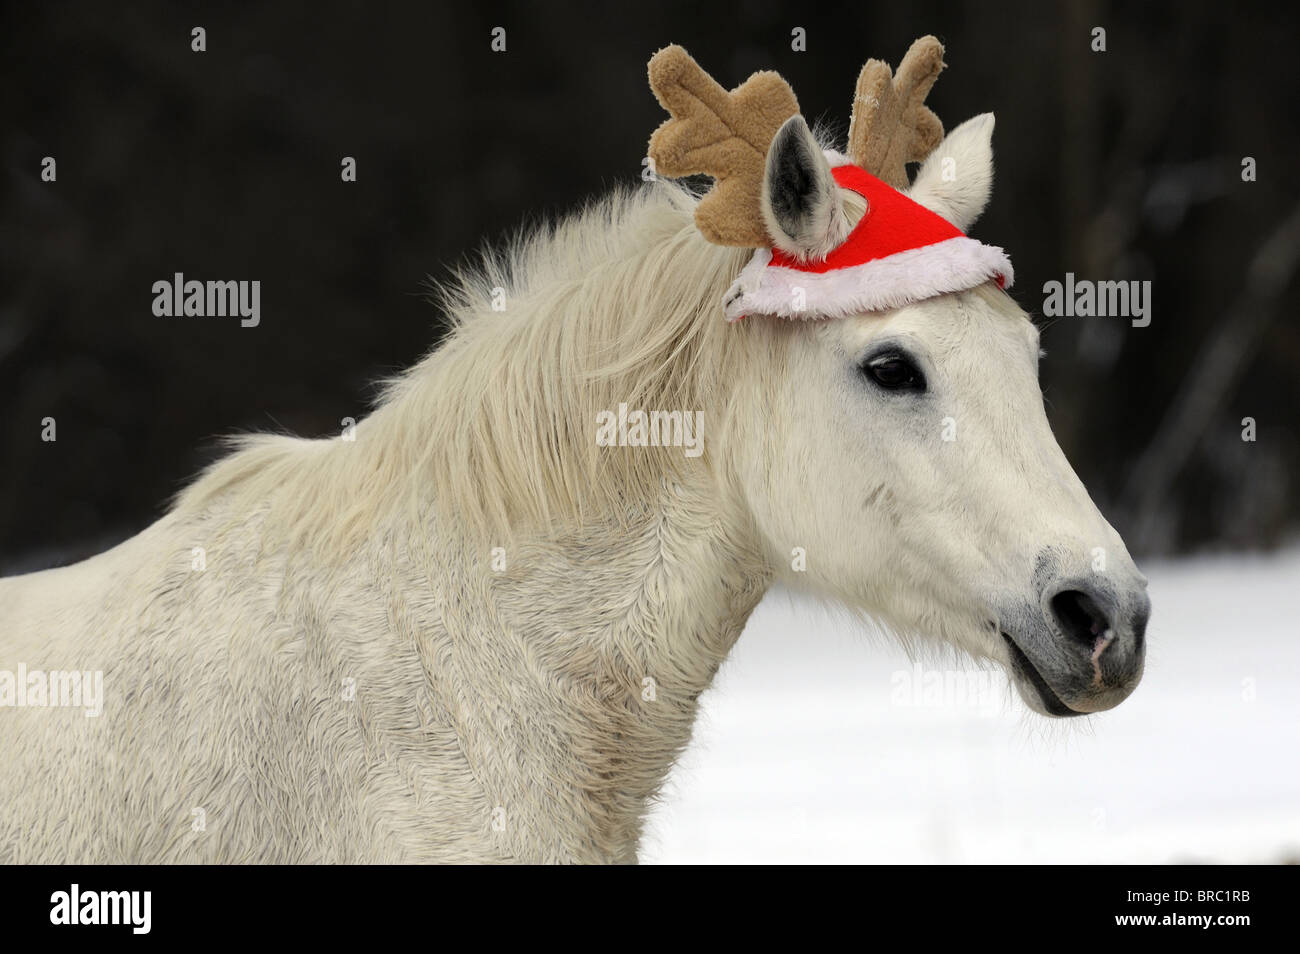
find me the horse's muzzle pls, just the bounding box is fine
[1002,572,1150,717]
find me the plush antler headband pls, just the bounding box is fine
[646,37,1013,320]
[647,45,800,248]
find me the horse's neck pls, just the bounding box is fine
[368,201,773,856]
[434,483,772,860]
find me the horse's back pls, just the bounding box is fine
[0,507,501,862]
[0,525,138,856]
[0,520,170,656]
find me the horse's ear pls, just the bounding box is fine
[906,113,995,232]
[761,115,849,261]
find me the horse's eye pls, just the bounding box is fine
[863,351,926,393]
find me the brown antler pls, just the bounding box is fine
[647,45,799,247]
[847,36,946,189]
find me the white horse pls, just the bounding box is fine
[0,103,1148,863]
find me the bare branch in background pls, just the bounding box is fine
[1120,200,1300,553]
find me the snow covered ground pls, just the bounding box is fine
[642,548,1300,864]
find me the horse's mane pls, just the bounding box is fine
[172,179,758,551]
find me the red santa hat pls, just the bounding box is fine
[722,161,1013,322]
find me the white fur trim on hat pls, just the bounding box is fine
[722,236,1015,322]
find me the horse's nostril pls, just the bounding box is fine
[1049,589,1111,650]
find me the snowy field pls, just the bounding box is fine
[643,548,1300,864]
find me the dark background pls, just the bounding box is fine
[2,0,1297,574]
